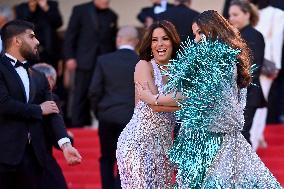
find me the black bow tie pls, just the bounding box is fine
[14,61,30,70]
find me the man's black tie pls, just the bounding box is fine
[14,61,30,70]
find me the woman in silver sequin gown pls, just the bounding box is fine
[116,21,180,189]
[138,11,283,189]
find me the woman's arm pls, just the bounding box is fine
[136,81,182,107]
[134,60,158,105]
[149,105,180,112]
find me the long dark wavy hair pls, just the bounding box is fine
[138,20,181,61]
[193,10,252,88]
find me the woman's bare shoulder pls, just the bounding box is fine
[134,60,154,81]
[136,60,151,69]
[135,60,153,73]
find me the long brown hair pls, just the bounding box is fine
[193,10,251,88]
[138,20,181,61]
[230,0,259,27]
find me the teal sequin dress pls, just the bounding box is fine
[165,38,283,189]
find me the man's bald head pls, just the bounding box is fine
[116,26,139,49]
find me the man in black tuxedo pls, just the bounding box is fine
[0,20,81,189]
[64,0,118,127]
[158,0,199,41]
[137,0,173,28]
[88,26,139,189]
[15,0,63,67]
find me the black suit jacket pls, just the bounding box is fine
[159,4,199,41]
[137,3,174,24]
[0,55,68,166]
[88,48,139,125]
[15,1,63,66]
[241,25,266,108]
[64,2,117,71]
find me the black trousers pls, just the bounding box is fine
[71,70,93,127]
[98,119,124,189]
[37,155,67,189]
[242,106,257,144]
[0,144,42,189]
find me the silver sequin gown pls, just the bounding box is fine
[165,39,283,189]
[116,60,176,189]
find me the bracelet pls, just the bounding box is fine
[154,94,160,105]
[61,142,72,150]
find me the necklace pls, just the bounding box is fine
[157,64,168,71]
[151,59,168,71]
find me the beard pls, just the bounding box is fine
[20,42,40,62]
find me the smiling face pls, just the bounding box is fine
[151,27,173,65]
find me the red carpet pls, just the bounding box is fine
[53,129,101,189]
[257,125,284,185]
[54,125,284,188]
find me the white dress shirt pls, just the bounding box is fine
[5,53,30,102]
[154,0,168,14]
[118,44,135,51]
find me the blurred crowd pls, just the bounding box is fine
[0,0,284,188]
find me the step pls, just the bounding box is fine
[68,183,101,189]
[73,138,100,147]
[269,170,284,185]
[64,171,101,183]
[68,128,99,138]
[54,148,100,157]
[260,158,284,169]
[264,125,284,135]
[56,160,100,171]
[257,146,284,157]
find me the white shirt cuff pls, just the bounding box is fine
[58,137,71,148]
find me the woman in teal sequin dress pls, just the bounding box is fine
[137,10,283,189]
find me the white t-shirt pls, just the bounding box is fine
[255,6,284,69]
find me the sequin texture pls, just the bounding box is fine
[165,38,283,189]
[116,60,176,189]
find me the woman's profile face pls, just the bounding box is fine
[192,22,202,43]
[229,5,250,30]
[151,27,173,65]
